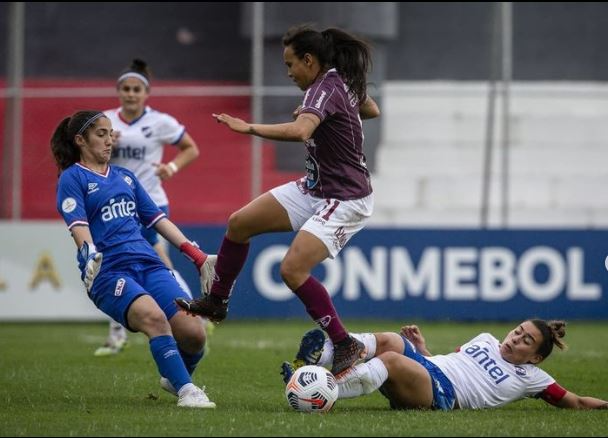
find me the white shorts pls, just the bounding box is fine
[270,181,374,258]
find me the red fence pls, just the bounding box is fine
[0,80,301,223]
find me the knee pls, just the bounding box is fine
[376,333,405,356]
[226,210,248,238]
[137,310,171,336]
[188,326,206,352]
[279,259,302,288]
[175,320,207,353]
[379,351,404,374]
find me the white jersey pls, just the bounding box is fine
[426,333,555,409]
[105,106,185,207]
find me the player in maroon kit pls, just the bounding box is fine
[176,24,380,377]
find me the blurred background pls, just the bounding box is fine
[1,2,607,322]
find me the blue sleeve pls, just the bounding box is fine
[128,170,166,228]
[56,169,89,230]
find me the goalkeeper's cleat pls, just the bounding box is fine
[330,335,366,377]
[280,361,295,385]
[294,328,326,367]
[175,294,228,323]
[199,254,217,296]
[177,383,216,409]
[160,377,178,397]
[93,337,128,357]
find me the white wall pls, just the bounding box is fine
[0,221,105,321]
[370,81,608,227]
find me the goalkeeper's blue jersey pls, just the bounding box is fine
[56,163,166,270]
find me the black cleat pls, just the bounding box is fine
[330,335,366,376]
[293,328,326,369]
[280,328,327,386]
[175,295,229,323]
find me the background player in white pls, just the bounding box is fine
[52,110,216,408]
[284,320,608,410]
[96,59,206,356]
[176,25,380,377]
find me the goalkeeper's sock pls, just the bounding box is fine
[211,236,249,299]
[293,276,348,344]
[179,347,204,375]
[149,335,191,393]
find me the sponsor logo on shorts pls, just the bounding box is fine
[114,278,126,296]
[333,226,347,250]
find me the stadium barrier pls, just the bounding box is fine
[173,226,608,321]
[1,222,605,320]
[0,221,103,321]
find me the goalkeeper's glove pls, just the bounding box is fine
[77,241,103,293]
[180,241,217,295]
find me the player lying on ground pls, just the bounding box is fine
[282,320,608,410]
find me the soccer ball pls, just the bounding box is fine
[285,365,339,413]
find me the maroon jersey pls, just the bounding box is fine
[299,68,373,200]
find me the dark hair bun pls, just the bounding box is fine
[131,58,148,71]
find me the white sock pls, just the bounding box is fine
[317,333,377,367]
[337,358,388,399]
[354,333,377,360]
[318,339,334,367]
[109,320,127,342]
[172,270,193,298]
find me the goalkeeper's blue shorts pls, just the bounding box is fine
[89,261,190,331]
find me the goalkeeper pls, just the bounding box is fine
[52,110,216,409]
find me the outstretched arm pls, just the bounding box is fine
[212,112,320,142]
[154,218,215,295]
[154,218,191,248]
[552,391,608,410]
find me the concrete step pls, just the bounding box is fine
[375,145,608,177]
[368,205,599,228]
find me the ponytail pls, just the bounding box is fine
[530,319,568,359]
[321,28,371,103]
[283,25,372,102]
[50,111,106,173]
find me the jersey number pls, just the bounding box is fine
[320,199,340,220]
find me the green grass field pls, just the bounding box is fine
[0,320,607,437]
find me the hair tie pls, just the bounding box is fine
[117,72,150,88]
